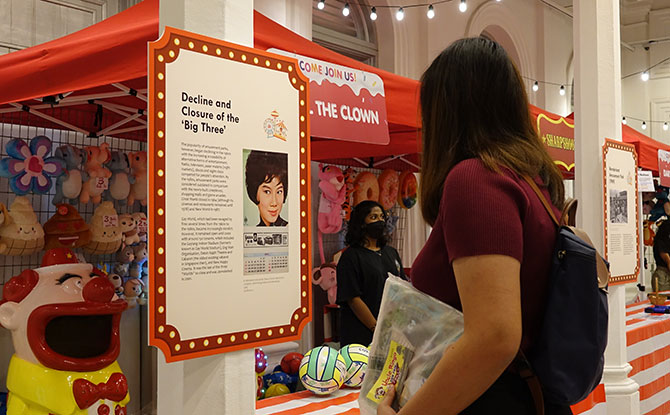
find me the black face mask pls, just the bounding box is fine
[364,220,386,240]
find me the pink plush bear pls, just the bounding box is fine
[80,142,112,204]
[128,151,147,206]
[312,263,337,305]
[318,164,346,234]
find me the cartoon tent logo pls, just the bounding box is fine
[263,110,288,141]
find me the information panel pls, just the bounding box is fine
[603,139,639,285]
[148,27,311,361]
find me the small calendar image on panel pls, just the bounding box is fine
[268,253,289,273]
[244,255,267,275]
[243,252,289,275]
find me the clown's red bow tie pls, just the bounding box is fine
[73,373,128,409]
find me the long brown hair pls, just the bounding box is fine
[419,37,564,225]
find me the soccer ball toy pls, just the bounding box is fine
[281,352,304,375]
[299,346,347,395]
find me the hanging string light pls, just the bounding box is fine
[317,0,325,10]
[559,85,566,96]
[665,122,669,131]
[622,117,627,125]
[427,4,435,19]
[641,71,650,82]
[532,81,539,92]
[327,0,506,22]
[642,121,647,130]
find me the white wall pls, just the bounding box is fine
[420,0,574,115]
[621,7,670,144]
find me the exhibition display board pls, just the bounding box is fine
[603,140,640,285]
[149,27,311,361]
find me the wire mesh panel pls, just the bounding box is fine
[0,121,146,284]
[313,161,409,266]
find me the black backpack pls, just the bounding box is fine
[514,177,609,412]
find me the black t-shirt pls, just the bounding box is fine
[336,244,406,346]
[654,243,670,269]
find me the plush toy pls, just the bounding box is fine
[312,263,338,305]
[0,136,65,195]
[123,278,144,308]
[128,243,147,279]
[53,144,86,205]
[83,201,123,255]
[644,220,656,246]
[0,248,130,414]
[0,203,8,253]
[115,246,135,278]
[127,151,147,206]
[80,142,112,204]
[105,151,135,204]
[0,197,45,256]
[107,272,125,297]
[119,213,140,247]
[342,168,356,221]
[43,204,91,250]
[132,212,148,242]
[317,164,346,263]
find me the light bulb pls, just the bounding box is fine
[664,122,669,131]
[396,7,404,21]
[641,71,649,82]
[427,5,435,19]
[622,117,627,125]
[370,7,377,20]
[342,3,350,16]
[317,0,325,10]
[532,81,539,92]
[559,85,565,96]
[459,0,467,12]
[642,121,647,130]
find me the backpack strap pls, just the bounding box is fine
[508,351,545,415]
[522,175,560,227]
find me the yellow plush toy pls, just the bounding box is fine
[0,196,45,256]
[83,202,122,255]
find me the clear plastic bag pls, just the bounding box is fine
[358,275,464,414]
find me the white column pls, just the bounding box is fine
[156,2,256,415]
[573,1,639,414]
[254,0,313,40]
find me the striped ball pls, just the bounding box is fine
[299,346,347,395]
[339,344,369,387]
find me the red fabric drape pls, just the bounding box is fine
[0,0,159,106]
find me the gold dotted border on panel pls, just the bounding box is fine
[151,32,310,357]
[602,140,640,285]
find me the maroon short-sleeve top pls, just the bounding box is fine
[411,158,561,351]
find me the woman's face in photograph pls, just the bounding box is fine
[257,176,284,225]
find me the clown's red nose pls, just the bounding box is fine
[83,277,115,303]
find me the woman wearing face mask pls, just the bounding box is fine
[336,200,406,347]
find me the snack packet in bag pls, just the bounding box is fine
[358,275,464,414]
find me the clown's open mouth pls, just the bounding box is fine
[28,300,126,371]
[45,314,113,358]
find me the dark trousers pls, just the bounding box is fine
[460,371,573,415]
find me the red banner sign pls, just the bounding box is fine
[270,49,390,145]
[658,149,670,187]
[536,113,575,179]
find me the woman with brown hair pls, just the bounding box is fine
[378,38,568,414]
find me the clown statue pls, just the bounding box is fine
[0,248,129,414]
